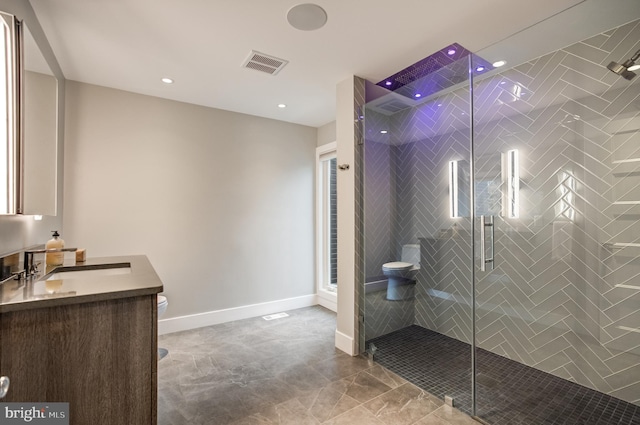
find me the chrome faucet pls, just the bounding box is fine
[22,247,78,279]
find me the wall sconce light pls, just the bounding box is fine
[449,160,459,218]
[506,149,519,218]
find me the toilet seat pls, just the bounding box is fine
[382,261,413,271]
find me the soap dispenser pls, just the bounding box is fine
[45,230,65,266]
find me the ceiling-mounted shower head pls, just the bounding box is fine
[607,49,640,81]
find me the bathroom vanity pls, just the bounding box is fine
[0,255,163,425]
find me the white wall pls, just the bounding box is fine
[335,77,357,355]
[317,121,336,147]
[64,81,317,321]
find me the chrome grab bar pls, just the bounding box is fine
[480,216,485,270]
[23,247,78,254]
[489,216,495,270]
[480,215,495,271]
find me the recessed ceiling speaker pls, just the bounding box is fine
[287,3,327,31]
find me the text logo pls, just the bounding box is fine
[0,403,68,424]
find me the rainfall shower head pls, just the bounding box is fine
[607,48,640,81]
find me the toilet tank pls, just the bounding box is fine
[401,244,420,267]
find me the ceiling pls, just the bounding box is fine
[27,0,631,128]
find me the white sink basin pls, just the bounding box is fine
[46,266,131,280]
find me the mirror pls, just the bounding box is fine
[21,22,57,216]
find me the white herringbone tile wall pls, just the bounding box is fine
[363,19,640,406]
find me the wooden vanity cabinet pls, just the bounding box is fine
[0,295,158,425]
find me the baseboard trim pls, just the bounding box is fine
[335,329,356,356]
[317,289,337,312]
[159,294,318,335]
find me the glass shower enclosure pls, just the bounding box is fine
[362,6,640,424]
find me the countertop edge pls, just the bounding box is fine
[0,286,162,313]
[0,255,164,313]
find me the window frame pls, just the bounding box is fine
[316,141,337,312]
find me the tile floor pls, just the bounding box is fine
[369,325,640,425]
[157,306,479,425]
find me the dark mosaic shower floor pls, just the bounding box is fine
[368,325,640,425]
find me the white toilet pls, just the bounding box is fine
[157,295,169,360]
[158,295,168,317]
[382,244,420,300]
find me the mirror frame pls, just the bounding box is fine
[0,11,20,215]
[0,11,60,217]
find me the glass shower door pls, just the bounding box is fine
[362,53,475,414]
[472,16,640,424]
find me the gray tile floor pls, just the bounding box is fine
[158,306,479,425]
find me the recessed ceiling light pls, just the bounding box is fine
[385,81,392,86]
[278,104,287,108]
[414,93,422,98]
[447,49,456,56]
[628,64,640,71]
[287,4,327,31]
[492,60,506,68]
[475,66,485,72]
[380,130,388,134]
[161,77,174,84]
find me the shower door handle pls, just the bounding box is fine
[480,215,495,271]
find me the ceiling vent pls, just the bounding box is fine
[242,50,288,75]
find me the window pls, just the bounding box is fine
[316,142,337,299]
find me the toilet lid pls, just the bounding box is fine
[158,295,168,306]
[382,261,413,270]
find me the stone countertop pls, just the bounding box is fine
[0,255,163,313]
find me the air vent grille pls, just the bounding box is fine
[242,50,288,75]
